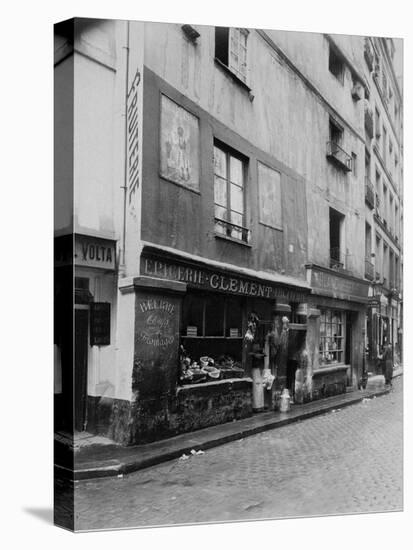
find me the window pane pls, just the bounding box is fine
[215,204,227,221]
[226,297,242,337]
[214,146,227,177]
[214,175,227,206]
[230,183,244,213]
[182,294,204,335]
[230,156,243,186]
[205,295,225,336]
[230,211,243,227]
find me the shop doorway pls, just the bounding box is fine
[74,308,89,432]
[345,313,353,385]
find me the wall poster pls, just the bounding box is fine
[160,94,200,191]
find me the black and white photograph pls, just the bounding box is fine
[52,16,404,532]
[3,1,411,546]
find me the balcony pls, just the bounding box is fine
[329,247,352,274]
[365,258,375,281]
[326,141,352,172]
[214,217,251,244]
[364,104,374,138]
[365,177,375,209]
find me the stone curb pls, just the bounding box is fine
[56,385,393,482]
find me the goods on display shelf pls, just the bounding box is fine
[179,347,245,384]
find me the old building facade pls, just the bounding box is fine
[54,19,403,444]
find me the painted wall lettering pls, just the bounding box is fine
[141,256,308,302]
[138,298,176,348]
[75,235,116,270]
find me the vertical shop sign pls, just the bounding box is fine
[127,68,141,212]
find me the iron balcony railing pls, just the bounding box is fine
[326,141,352,172]
[214,217,251,244]
[365,258,375,281]
[330,247,346,270]
[365,177,375,209]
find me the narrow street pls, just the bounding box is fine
[72,377,403,531]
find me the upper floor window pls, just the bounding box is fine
[215,27,248,84]
[329,45,345,83]
[213,142,249,243]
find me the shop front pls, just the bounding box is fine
[124,246,312,444]
[54,233,117,434]
[306,265,370,398]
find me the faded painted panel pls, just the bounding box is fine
[258,162,282,229]
[160,95,200,190]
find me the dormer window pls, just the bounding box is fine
[215,27,248,84]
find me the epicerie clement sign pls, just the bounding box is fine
[141,256,309,302]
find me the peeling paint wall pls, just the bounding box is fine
[142,23,365,279]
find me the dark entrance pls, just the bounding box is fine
[345,313,352,385]
[74,309,89,431]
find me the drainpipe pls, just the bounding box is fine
[120,20,130,273]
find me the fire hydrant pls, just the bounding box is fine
[279,388,291,412]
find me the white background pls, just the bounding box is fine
[1,0,411,547]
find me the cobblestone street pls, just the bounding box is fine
[73,377,403,531]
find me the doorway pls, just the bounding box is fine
[345,313,352,385]
[74,309,89,432]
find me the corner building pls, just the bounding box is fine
[54,20,403,444]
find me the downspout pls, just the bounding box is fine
[120,20,130,273]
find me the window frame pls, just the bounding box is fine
[213,140,250,244]
[181,292,244,339]
[319,309,347,365]
[214,26,250,89]
[328,45,345,84]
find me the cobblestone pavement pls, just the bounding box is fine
[72,377,403,531]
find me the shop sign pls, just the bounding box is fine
[75,235,116,270]
[141,256,309,302]
[310,267,369,303]
[137,298,176,348]
[90,302,111,346]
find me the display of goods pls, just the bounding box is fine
[202,366,221,379]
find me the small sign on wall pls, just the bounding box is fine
[90,302,111,346]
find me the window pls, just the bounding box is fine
[329,45,345,83]
[375,108,381,139]
[329,118,343,145]
[382,126,387,163]
[215,27,248,84]
[258,162,282,229]
[329,208,344,269]
[214,142,249,242]
[375,235,381,278]
[351,152,357,176]
[319,309,346,365]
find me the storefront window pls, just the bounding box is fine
[181,292,243,338]
[180,292,245,384]
[319,309,346,365]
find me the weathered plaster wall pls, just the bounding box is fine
[141,67,308,280]
[142,24,365,279]
[54,53,73,236]
[73,20,117,239]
